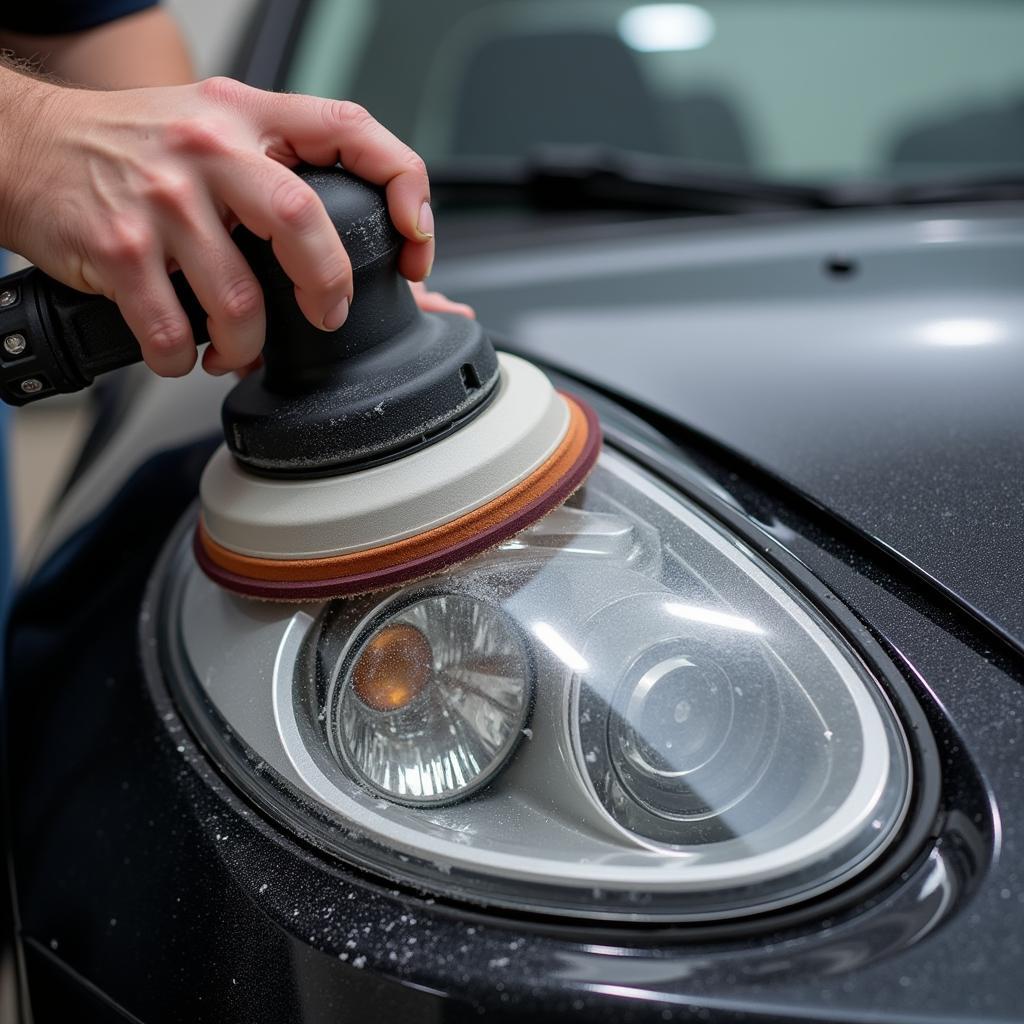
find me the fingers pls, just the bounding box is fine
[89,80,446,384]
[254,94,435,279]
[229,353,264,380]
[89,221,197,377]
[164,192,267,372]
[208,155,352,331]
[409,281,475,319]
[398,233,434,284]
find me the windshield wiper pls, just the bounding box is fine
[429,147,1024,214]
[428,145,834,214]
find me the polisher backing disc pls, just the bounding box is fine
[195,354,601,600]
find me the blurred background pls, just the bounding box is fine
[4,2,1022,1018]
[285,0,1024,181]
[164,0,255,76]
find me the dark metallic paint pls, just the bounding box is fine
[432,204,1024,652]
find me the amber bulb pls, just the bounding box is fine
[351,623,433,712]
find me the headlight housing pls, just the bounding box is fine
[150,443,917,923]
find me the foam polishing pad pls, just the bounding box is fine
[195,354,601,600]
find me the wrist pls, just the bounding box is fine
[0,66,74,251]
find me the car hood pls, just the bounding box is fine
[432,204,1024,650]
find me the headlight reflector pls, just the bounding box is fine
[330,594,532,806]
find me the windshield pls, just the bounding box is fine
[287,0,1024,187]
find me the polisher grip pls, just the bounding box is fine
[0,265,208,406]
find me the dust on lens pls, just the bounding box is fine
[351,623,432,712]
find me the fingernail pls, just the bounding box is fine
[322,297,349,331]
[417,201,434,239]
[206,366,230,377]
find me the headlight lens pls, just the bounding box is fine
[153,444,918,922]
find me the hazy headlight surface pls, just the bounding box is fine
[160,445,919,922]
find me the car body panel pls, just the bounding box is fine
[431,202,1024,650]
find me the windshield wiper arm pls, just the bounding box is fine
[430,147,1024,214]
[429,145,834,214]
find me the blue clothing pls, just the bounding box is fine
[0,0,158,34]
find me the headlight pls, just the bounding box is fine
[150,443,918,923]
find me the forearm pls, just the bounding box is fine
[0,7,193,89]
[0,61,66,251]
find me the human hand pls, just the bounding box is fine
[0,73,436,377]
[409,281,475,319]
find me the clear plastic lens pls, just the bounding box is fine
[609,647,779,828]
[574,594,790,843]
[331,595,532,805]
[170,447,916,922]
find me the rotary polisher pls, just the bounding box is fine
[0,166,601,599]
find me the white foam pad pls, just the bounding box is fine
[200,353,570,560]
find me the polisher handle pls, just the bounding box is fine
[0,264,209,406]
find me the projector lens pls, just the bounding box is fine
[332,594,532,806]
